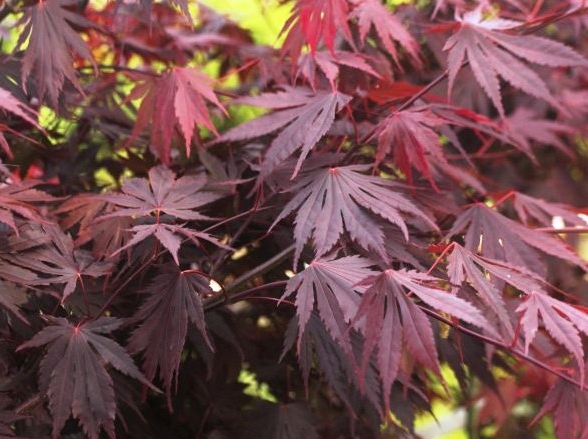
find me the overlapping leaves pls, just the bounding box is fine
[354,269,494,407]
[101,165,225,263]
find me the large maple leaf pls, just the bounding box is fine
[447,203,588,275]
[18,317,154,439]
[128,67,226,163]
[219,87,351,178]
[17,0,97,106]
[443,6,588,117]
[517,291,588,385]
[101,165,225,263]
[350,0,421,67]
[282,255,375,348]
[127,264,212,408]
[354,269,493,408]
[271,165,436,265]
[280,0,353,60]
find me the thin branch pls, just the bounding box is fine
[421,307,585,389]
[204,280,288,312]
[224,244,295,294]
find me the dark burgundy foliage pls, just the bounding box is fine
[0,0,587,438]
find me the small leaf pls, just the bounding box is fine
[18,0,97,106]
[128,68,226,162]
[127,264,212,409]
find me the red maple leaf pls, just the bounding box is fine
[18,317,155,439]
[100,165,225,263]
[354,269,493,409]
[17,0,98,106]
[282,255,375,348]
[447,203,588,275]
[220,87,351,178]
[0,180,55,234]
[517,291,588,385]
[271,165,436,265]
[350,0,421,67]
[296,50,380,90]
[374,106,482,190]
[0,87,44,158]
[533,378,588,439]
[280,0,353,60]
[9,224,112,300]
[128,67,226,163]
[508,191,586,228]
[443,6,588,117]
[127,265,212,408]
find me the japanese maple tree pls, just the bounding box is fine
[0,0,587,438]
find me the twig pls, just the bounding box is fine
[421,307,585,389]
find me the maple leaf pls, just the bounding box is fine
[18,316,154,439]
[354,269,493,407]
[517,291,588,385]
[283,312,383,415]
[281,255,375,348]
[17,0,97,106]
[111,222,226,265]
[0,87,44,158]
[127,264,212,408]
[9,224,111,300]
[219,87,351,179]
[296,50,380,90]
[501,108,576,157]
[128,67,226,162]
[55,195,133,260]
[350,0,421,67]
[508,191,587,228]
[0,180,55,234]
[533,378,588,439]
[280,0,353,60]
[100,165,225,262]
[447,203,588,275]
[374,106,483,191]
[102,165,221,220]
[443,6,588,117]
[271,165,436,265]
[446,243,550,338]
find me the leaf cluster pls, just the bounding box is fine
[0,0,587,438]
